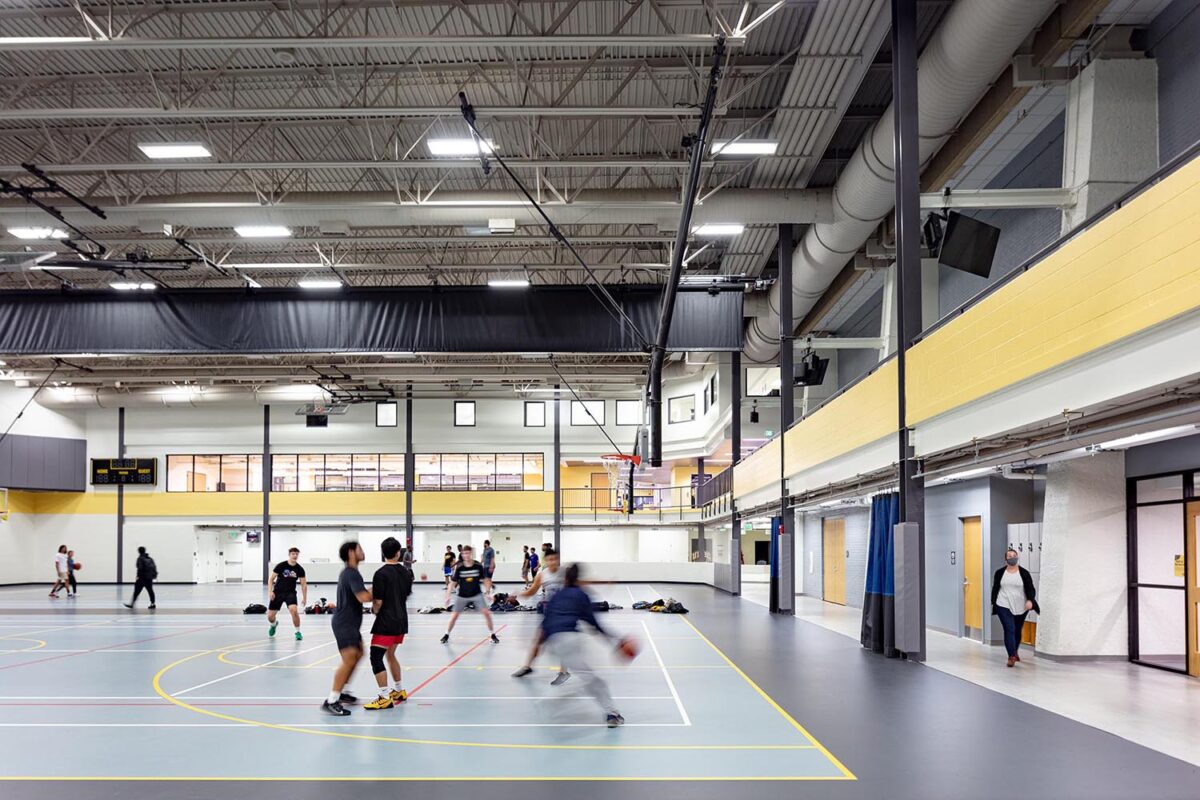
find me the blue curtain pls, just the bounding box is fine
[860,492,899,656]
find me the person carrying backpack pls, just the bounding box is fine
[124,546,158,609]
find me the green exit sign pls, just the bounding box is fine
[764,429,775,436]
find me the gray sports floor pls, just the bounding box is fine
[0,582,1196,799]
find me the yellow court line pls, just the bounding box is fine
[0,639,47,653]
[150,639,821,754]
[0,775,853,782]
[679,616,857,781]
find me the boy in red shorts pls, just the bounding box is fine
[364,536,414,710]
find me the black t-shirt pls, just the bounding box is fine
[332,567,366,634]
[443,552,455,570]
[452,562,487,598]
[371,563,413,636]
[272,561,306,596]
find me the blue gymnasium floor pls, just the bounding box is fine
[0,582,1197,800]
[0,583,848,783]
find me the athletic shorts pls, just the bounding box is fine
[333,628,363,652]
[443,566,453,576]
[450,595,485,613]
[371,633,405,648]
[56,571,70,581]
[268,592,298,611]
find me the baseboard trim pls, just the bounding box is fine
[1034,651,1128,663]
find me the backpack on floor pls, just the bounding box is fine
[243,603,267,614]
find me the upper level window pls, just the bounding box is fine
[524,401,546,427]
[668,394,696,424]
[615,399,641,426]
[454,401,476,427]
[571,399,605,426]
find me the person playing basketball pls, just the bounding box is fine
[364,537,414,710]
[321,541,373,717]
[440,545,499,645]
[267,547,308,640]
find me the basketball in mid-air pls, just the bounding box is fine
[73,562,83,571]
[616,637,640,661]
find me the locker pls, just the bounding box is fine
[1028,523,1042,574]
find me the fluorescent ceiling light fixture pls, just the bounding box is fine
[0,37,91,45]
[244,276,263,289]
[941,466,994,482]
[1095,425,1198,450]
[235,225,292,238]
[692,223,745,237]
[297,278,343,290]
[711,139,778,156]
[487,278,530,288]
[427,138,495,156]
[109,282,156,291]
[8,227,68,240]
[137,142,212,159]
[521,387,571,394]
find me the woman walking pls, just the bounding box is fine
[49,545,71,598]
[990,549,1040,667]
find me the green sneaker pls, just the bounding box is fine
[268,622,277,637]
[294,630,303,641]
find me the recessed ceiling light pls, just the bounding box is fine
[711,140,778,156]
[297,278,343,290]
[487,278,530,288]
[427,138,496,156]
[8,227,68,240]
[137,142,212,159]
[109,282,156,291]
[692,223,745,236]
[235,225,292,238]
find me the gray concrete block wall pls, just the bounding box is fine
[799,507,869,609]
[802,512,824,599]
[941,113,1066,316]
[1150,0,1200,165]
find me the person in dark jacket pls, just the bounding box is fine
[991,549,1040,667]
[124,546,158,609]
[541,563,631,728]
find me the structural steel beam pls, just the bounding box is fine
[0,105,728,121]
[0,159,722,175]
[0,35,745,52]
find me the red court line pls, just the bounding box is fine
[406,624,508,698]
[0,625,225,672]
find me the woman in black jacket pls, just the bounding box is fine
[991,549,1040,667]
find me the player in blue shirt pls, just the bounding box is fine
[541,563,629,728]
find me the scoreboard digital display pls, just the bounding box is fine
[91,458,158,486]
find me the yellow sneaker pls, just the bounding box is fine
[389,689,408,704]
[364,695,394,711]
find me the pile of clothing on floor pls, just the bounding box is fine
[490,593,538,613]
[631,597,689,614]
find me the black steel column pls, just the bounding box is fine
[116,407,125,585]
[553,384,561,552]
[262,405,271,585]
[774,223,796,614]
[729,352,742,596]
[404,385,414,552]
[892,0,926,660]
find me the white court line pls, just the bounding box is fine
[173,642,332,696]
[640,619,691,727]
[0,695,675,701]
[0,722,688,728]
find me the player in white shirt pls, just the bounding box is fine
[49,545,71,598]
[510,549,570,684]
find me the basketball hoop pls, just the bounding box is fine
[599,454,640,513]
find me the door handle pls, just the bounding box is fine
[962,578,970,586]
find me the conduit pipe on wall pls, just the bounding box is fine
[743,0,1059,361]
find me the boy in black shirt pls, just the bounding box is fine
[364,537,413,710]
[267,547,308,640]
[321,541,372,717]
[440,545,499,645]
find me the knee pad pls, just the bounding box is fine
[369,646,387,675]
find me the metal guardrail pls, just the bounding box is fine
[559,485,699,521]
[695,468,730,506]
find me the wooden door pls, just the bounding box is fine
[823,518,846,605]
[962,516,983,631]
[1187,502,1199,677]
[590,471,610,510]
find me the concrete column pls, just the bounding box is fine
[1035,452,1128,657]
[1061,58,1158,233]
